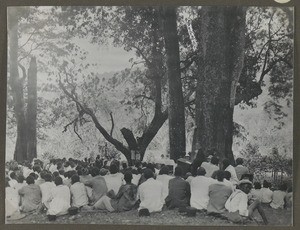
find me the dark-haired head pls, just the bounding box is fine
[10,172,17,180]
[91,167,100,177]
[26,176,35,185]
[54,176,63,186]
[53,171,59,178]
[211,156,219,166]
[236,158,243,165]
[109,164,118,174]
[215,170,225,182]
[263,180,270,188]
[29,172,38,180]
[124,171,133,184]
[279,183,288,191]
[197,167,206,176]
[254,182,261,190]
[17,175,25,183]
[44,173,53,182]
[71,174,80,184]
[222,158,231,170]
[223,171,231,180]
[174,166,183,177]
[144,169,154,180]
[159,166,169,175]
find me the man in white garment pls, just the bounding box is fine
[222,158,239,185]
[104,164,124,196]
[156,166,174,202]
[39,173,56,210]
[137,169,164,213]
[201,156,219,178]
[190,167,215,210]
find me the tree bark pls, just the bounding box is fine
[192,6,246,163]
[8,8,28,163]
[26,57,37,161]
[162,6,186,161]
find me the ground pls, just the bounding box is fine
[6,205,292,226]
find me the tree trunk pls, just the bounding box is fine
[162,6,186,161]
[192,6,246,163]
[8,8,28,163]
[26,57,37,161]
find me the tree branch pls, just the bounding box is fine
[109,112,114,136]
[19,28,38,50]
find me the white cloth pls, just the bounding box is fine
[5,187,19,216]
[104,173,123,195]
[49,164,58,173]
[14,182,27,192]
[47,185,71,216]
[224,179,235,192]
[201,162,219,178]
[225,189,249,217]
[39,182,56,207]
[70,182,89,208]
[22,167,34,178]
[8,179,18,190]
[156,174,174,201]
[190,176,215,210]
[270,190,286,209]
[131,174,141,186]
[261,187,273,203]
[225,165,239,185]
[186,176,194,184]
[137,178,164,213]
[250,188,262,201]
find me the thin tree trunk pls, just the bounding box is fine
[193,6,246,163]
[8,8,28,163]
[27,57,37,161]
[162,6,186,161]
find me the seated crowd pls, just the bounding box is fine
[5,154,292,225]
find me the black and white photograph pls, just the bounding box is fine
[5,5,293,226]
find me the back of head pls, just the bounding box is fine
[263,180,270,188]
[44,173,53,182]
[124,171,133,183]
[53,171,59,178]
[211,156,219,166]
[91,167,100,177]
[236,158,243,165]
[17,175,25,183]
[71,174,80,184]
[109,164,118,174]
[29,172,38,180]
[10,171,16,180]
[279,183,288,191]
[223,171,231,180]
[174,166,183,177]
[254,182,261,190]
[197,167,206,176]
[33,164,41,173]
[122,162,127,169]
[26,175,35,185]
[159,166,169,175]
[222,158,231,170]
[144,168,154,180]
[147,163,155,173]
[215,170,225,182]
[54,176,63,186]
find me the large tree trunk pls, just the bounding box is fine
[8,8,28,163]
[162,6,186,161]
[26,57,37,161]
[192,6,246,163]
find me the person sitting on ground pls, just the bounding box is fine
[52,171,59,179]
[201,156,219,178]
[70,174,89,208]
[84,167,108,205]
[235,158,249,181]
[260,180,273,204]
[225,179,268,225]
[93,171,138,212]
[104,164,124,196]
[5,177,20,217]
[165,166,190,209]
[39,173,56,211]
[9,172,18,189]
[18,175,42,213]
[222,158,239,185]
[63,170,77,187]
[35,170,46,186]
[47,176,71,217]
[137,169,164,213]
[270,183,288,209]
[190,167,215,210]
[207,170,232,215]
[156,166,174,202]
[250,182,262,201]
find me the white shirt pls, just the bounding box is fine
[5,187,19,217]
[201,162,219,178]
[104,173,124,195]
[250,188,262,201]
[261,187,273,203]
[137,178,164,212]
[225,165,239,185]
[270,190,286,209]
[190,176,215,210]
[224,179,235,192]
[225,189,249,216]
[47,185,71,216]
[156,174,174,201]
[70,182,89,208]
[49,164,58,173]
[39,181,56,205]
[131,174,141,186]
[23,167,34,178]
[8,179,18,190]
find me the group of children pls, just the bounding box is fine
[5,155,292,225]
